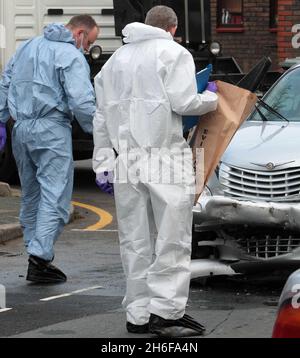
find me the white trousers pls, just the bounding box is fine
[114,180,194,325]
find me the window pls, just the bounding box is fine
[270,0,278,29]
[217,0,243,28]
[250,68,300,122]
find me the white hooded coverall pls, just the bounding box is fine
[93,23,218,325]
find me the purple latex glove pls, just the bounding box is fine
[96,171,114,195]
[206,81,218,93]
[0,123,7,151]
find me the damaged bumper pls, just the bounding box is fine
[190,252,300,278]
[190,259,238,279]
[191,196,300,278]
[193,196,300,230]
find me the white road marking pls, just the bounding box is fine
[40,286,103,302]
[71,229,119,232]
[0,308,12,313]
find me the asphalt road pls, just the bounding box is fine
[0,160,288,338]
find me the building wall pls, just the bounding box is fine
[277,0,300,63]
[210,0,278,72]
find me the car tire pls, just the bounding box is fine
[0,119,18,183]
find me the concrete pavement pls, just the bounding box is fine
[10,307,276,338]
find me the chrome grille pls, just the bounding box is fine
[236,234,300,258]
[220,164,300,201]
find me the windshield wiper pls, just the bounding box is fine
[257,98,289,123]
[255,104,268,122]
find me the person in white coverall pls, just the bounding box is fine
[93,6,218,337]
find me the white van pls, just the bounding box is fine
[0,0,122,71]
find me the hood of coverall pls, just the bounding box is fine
[122,22,173,44]
[43,23,76,46]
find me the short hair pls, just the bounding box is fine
[67,15,99,31]
[145,5,178,31]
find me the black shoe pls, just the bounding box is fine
[149,313,205,337]
[126,321,149,334]
[26,255,67,284]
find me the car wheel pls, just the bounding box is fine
[0,119,18,183]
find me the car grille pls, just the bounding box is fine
[220,164,300,201]
[236,233,300,258]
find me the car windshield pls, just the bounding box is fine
[249,67,300,122]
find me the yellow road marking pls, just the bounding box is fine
[72,201,113,231]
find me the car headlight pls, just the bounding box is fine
[200,186,212,199]
[196,186,212,211]
[90,45,102,60]
[209,41,221,56]
[219,163,230,186]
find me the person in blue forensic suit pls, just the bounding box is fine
[0,15,99,283]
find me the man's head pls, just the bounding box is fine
[66,15,99,52]
[145,5,178,37]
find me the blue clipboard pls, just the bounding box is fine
[183,64,212,132]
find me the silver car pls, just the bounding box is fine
[191,64,300,279]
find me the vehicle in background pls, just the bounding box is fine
[191,64,300,279]
[272,269,300,338]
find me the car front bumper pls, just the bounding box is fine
[190,255,300,278]
[193,196,300,231]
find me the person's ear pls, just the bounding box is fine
[168,25,177,37]
[72,29,83,48]
[78,29,85,37]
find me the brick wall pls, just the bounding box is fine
[210,0,278,72]
[277,0,300,63]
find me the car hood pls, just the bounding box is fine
[222,121,300,170]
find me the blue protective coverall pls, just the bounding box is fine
[0,24,95,261]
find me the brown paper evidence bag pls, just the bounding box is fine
[190,80,258,202]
